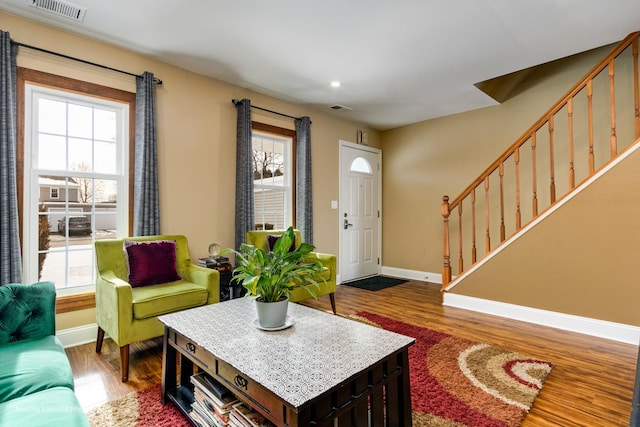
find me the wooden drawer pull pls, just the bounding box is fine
[234,374,248,390]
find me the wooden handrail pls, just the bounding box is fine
[442,31,640,288]
[446,32,640,209]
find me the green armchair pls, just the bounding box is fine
[245,229,337,314]
[95,235,219,381]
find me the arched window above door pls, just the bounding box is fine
[350,157,372,174]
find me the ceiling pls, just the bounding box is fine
[2,0,640,130]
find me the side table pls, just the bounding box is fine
[201,260,243,301]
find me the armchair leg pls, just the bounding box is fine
[120,345,130,382]
[96,326,105,353]
[329,293,337,314]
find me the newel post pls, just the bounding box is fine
[441,196,451,289]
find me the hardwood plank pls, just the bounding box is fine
[66,281,638,426]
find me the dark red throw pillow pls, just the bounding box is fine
[267,233,296,252]
[124,240,181,287]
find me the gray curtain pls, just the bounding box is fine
[133,71,160,236]
[0,31,22,285]
[235,98,254,250]
[295,117,313,244]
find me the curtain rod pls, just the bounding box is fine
[13,41,163,85]
[232,99,308,122]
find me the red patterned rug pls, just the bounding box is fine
[86,384,190,427]
[355,311,553,427]
[87,314,552,427]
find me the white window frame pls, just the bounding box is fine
[50,187,59,199]
[252,130,293,230]
[23,84,129,296]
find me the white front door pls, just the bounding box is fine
[339,141,381,283]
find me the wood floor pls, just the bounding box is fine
[65,281,639,426]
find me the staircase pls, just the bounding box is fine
[441,32,640,290]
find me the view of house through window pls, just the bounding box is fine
[24,84,129,294]
[252,128,293,230]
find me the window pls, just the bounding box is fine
[351,157,372,174]
[252,124,295,230]
[20,70,134,296]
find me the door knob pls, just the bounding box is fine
[344,219,353,229]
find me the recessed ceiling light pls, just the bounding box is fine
[330,81,341,88]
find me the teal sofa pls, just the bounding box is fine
[246,229,337,313]
[0,281,89,427]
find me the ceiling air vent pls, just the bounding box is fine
[27,0,87,22]
[329,104,353,111]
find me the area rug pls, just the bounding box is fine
[88,315,552,427]
[342,275,407,291]
[86,384,190,427]
[354,311,553,427]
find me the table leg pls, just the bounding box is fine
[369,364,385,426]
[180,353,194,390]
[161,327,176,404]
[399,349,412,426]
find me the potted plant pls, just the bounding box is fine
[226,227,325,328]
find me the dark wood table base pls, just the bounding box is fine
[161,327,412,426]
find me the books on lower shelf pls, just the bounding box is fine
[190,372,239,427]
[228,402,275,427]
[191,400,226,427]
[192,372,233,401]
[190,372,275,427]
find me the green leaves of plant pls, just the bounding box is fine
[226,227,325,302]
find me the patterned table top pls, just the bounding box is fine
[159,298,415,408]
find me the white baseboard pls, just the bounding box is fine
[444,293,640,345]
[56,323,99,348]
[380,266,442,283]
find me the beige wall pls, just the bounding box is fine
[450,145,640,326]
[56,308,95,333]
[380,44,614,274]
[1,12,380,329]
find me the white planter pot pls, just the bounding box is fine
[255,296,289,328]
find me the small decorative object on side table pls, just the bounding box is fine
[199,243,240,301]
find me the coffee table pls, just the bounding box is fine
[159,298,415,426]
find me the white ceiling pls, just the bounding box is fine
[2,0,640,130]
